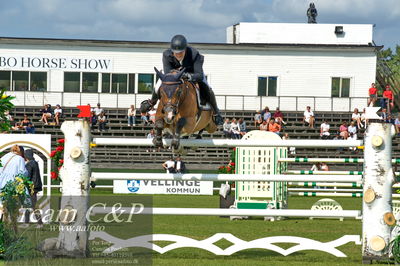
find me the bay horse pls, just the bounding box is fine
[153,67,217,149]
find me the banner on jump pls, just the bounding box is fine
[113,180,213,195]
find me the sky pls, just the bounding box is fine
[0,0,399,50]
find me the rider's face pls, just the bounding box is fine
[173,50,186,61]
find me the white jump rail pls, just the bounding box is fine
[92,138,363,148]
[91,207,361,218]
[91,172,363,183]
[280,158,400,163]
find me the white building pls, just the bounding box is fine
[1,23,379,111]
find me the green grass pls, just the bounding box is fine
[5,168,369,265]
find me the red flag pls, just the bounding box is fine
[77,105,91,118]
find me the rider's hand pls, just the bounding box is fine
[182,72,192,81]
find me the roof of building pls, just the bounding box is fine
[0,36,382,52]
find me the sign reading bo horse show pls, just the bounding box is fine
[0,56,112,72]
[113,180,213,195]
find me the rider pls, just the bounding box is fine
[140,34,224,125]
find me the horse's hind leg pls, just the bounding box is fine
[153,119,164,147]
[196,129,204,139]
[172,118,186,149]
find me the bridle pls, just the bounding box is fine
[160,80,188,114]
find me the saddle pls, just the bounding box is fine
[192,82,211,111]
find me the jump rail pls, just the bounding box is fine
[91,207,361,218]
[92,138,363,148]
[91,172,363,183]
[279,158,400,163]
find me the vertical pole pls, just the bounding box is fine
[362,122,395,262]
[56,120,91,257]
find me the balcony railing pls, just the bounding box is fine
[6,91,368,112]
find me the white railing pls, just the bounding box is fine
[6,91,368,112]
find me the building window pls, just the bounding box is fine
[102,73,111,93]
[30,72,47,91]
[331,77,350,97]
[64,72,80,92]
[128,74,135,94]
[138,74,154,94]
[112,74,127,94]
[0,71,11,90]
[13,71,29,91]
[258,76,277,96]
[82,72,98,93]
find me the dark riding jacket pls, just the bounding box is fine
[162,47,204,82]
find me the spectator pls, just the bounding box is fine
[381,108,388,121]
[90,111,98,128]
[238,118,247,138]
[93,103,104,116]
[98,112,107,132]
[25,121,35,134]
[381,84,394,111]
[147,129,155,139]
[4,111,13,122]
[259,120,268,131]
[40,104,52,125]
[351,108,362,129]
[311,162,321,171]
[24,149,43,226]
[395,115,400,135]
[148,107,156,124]
[230,118,241,139]
[267,118,281,135]
[348,132,358,152]
[54,104,62,126]
[262,107,271,123]
[320,120,330,139]
[361,108,368,128]
[303,106,315,128]
[339,121,349,139]
[223,119,231,138]
[254,110,262,128]
[174,156,187,174]
[368,83,378,107]
[282,133,296,155]
[320,162,329,171]
[20,114,31,129]
[387,114,395,124]
[348,121,357,136]
[273,107,286,125]
[162,156,175,173]
[127,105,136,127]
[141,111,149,125]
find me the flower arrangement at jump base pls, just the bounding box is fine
[218,148,236,174]
[50,139,65,181]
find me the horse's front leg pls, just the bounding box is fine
[153,119,164,147]
[171,117,186,150]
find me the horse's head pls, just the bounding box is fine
[155,67,186,124]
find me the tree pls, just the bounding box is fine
[376,45,400,110]
[0,90,14,132]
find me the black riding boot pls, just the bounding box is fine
[140,90,159,113]
[207,89,224,126]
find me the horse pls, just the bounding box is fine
[153,67,217,150]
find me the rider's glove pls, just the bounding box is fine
[182,72,192,81]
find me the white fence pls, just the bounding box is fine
[7,91,368,112]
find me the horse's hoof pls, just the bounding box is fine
[171,139,180,150]
[153,137,163,147]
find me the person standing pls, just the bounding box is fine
[24,149,43,225]
[0,145,27,191]
[368,83,377,107]
[174,156,186,174]
[162,157,175,173]
[381,84,394,112]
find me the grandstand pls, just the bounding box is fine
[9,106,398,171]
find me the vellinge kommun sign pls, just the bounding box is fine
[113,180,213,195]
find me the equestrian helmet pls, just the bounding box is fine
[170,35,187,53]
